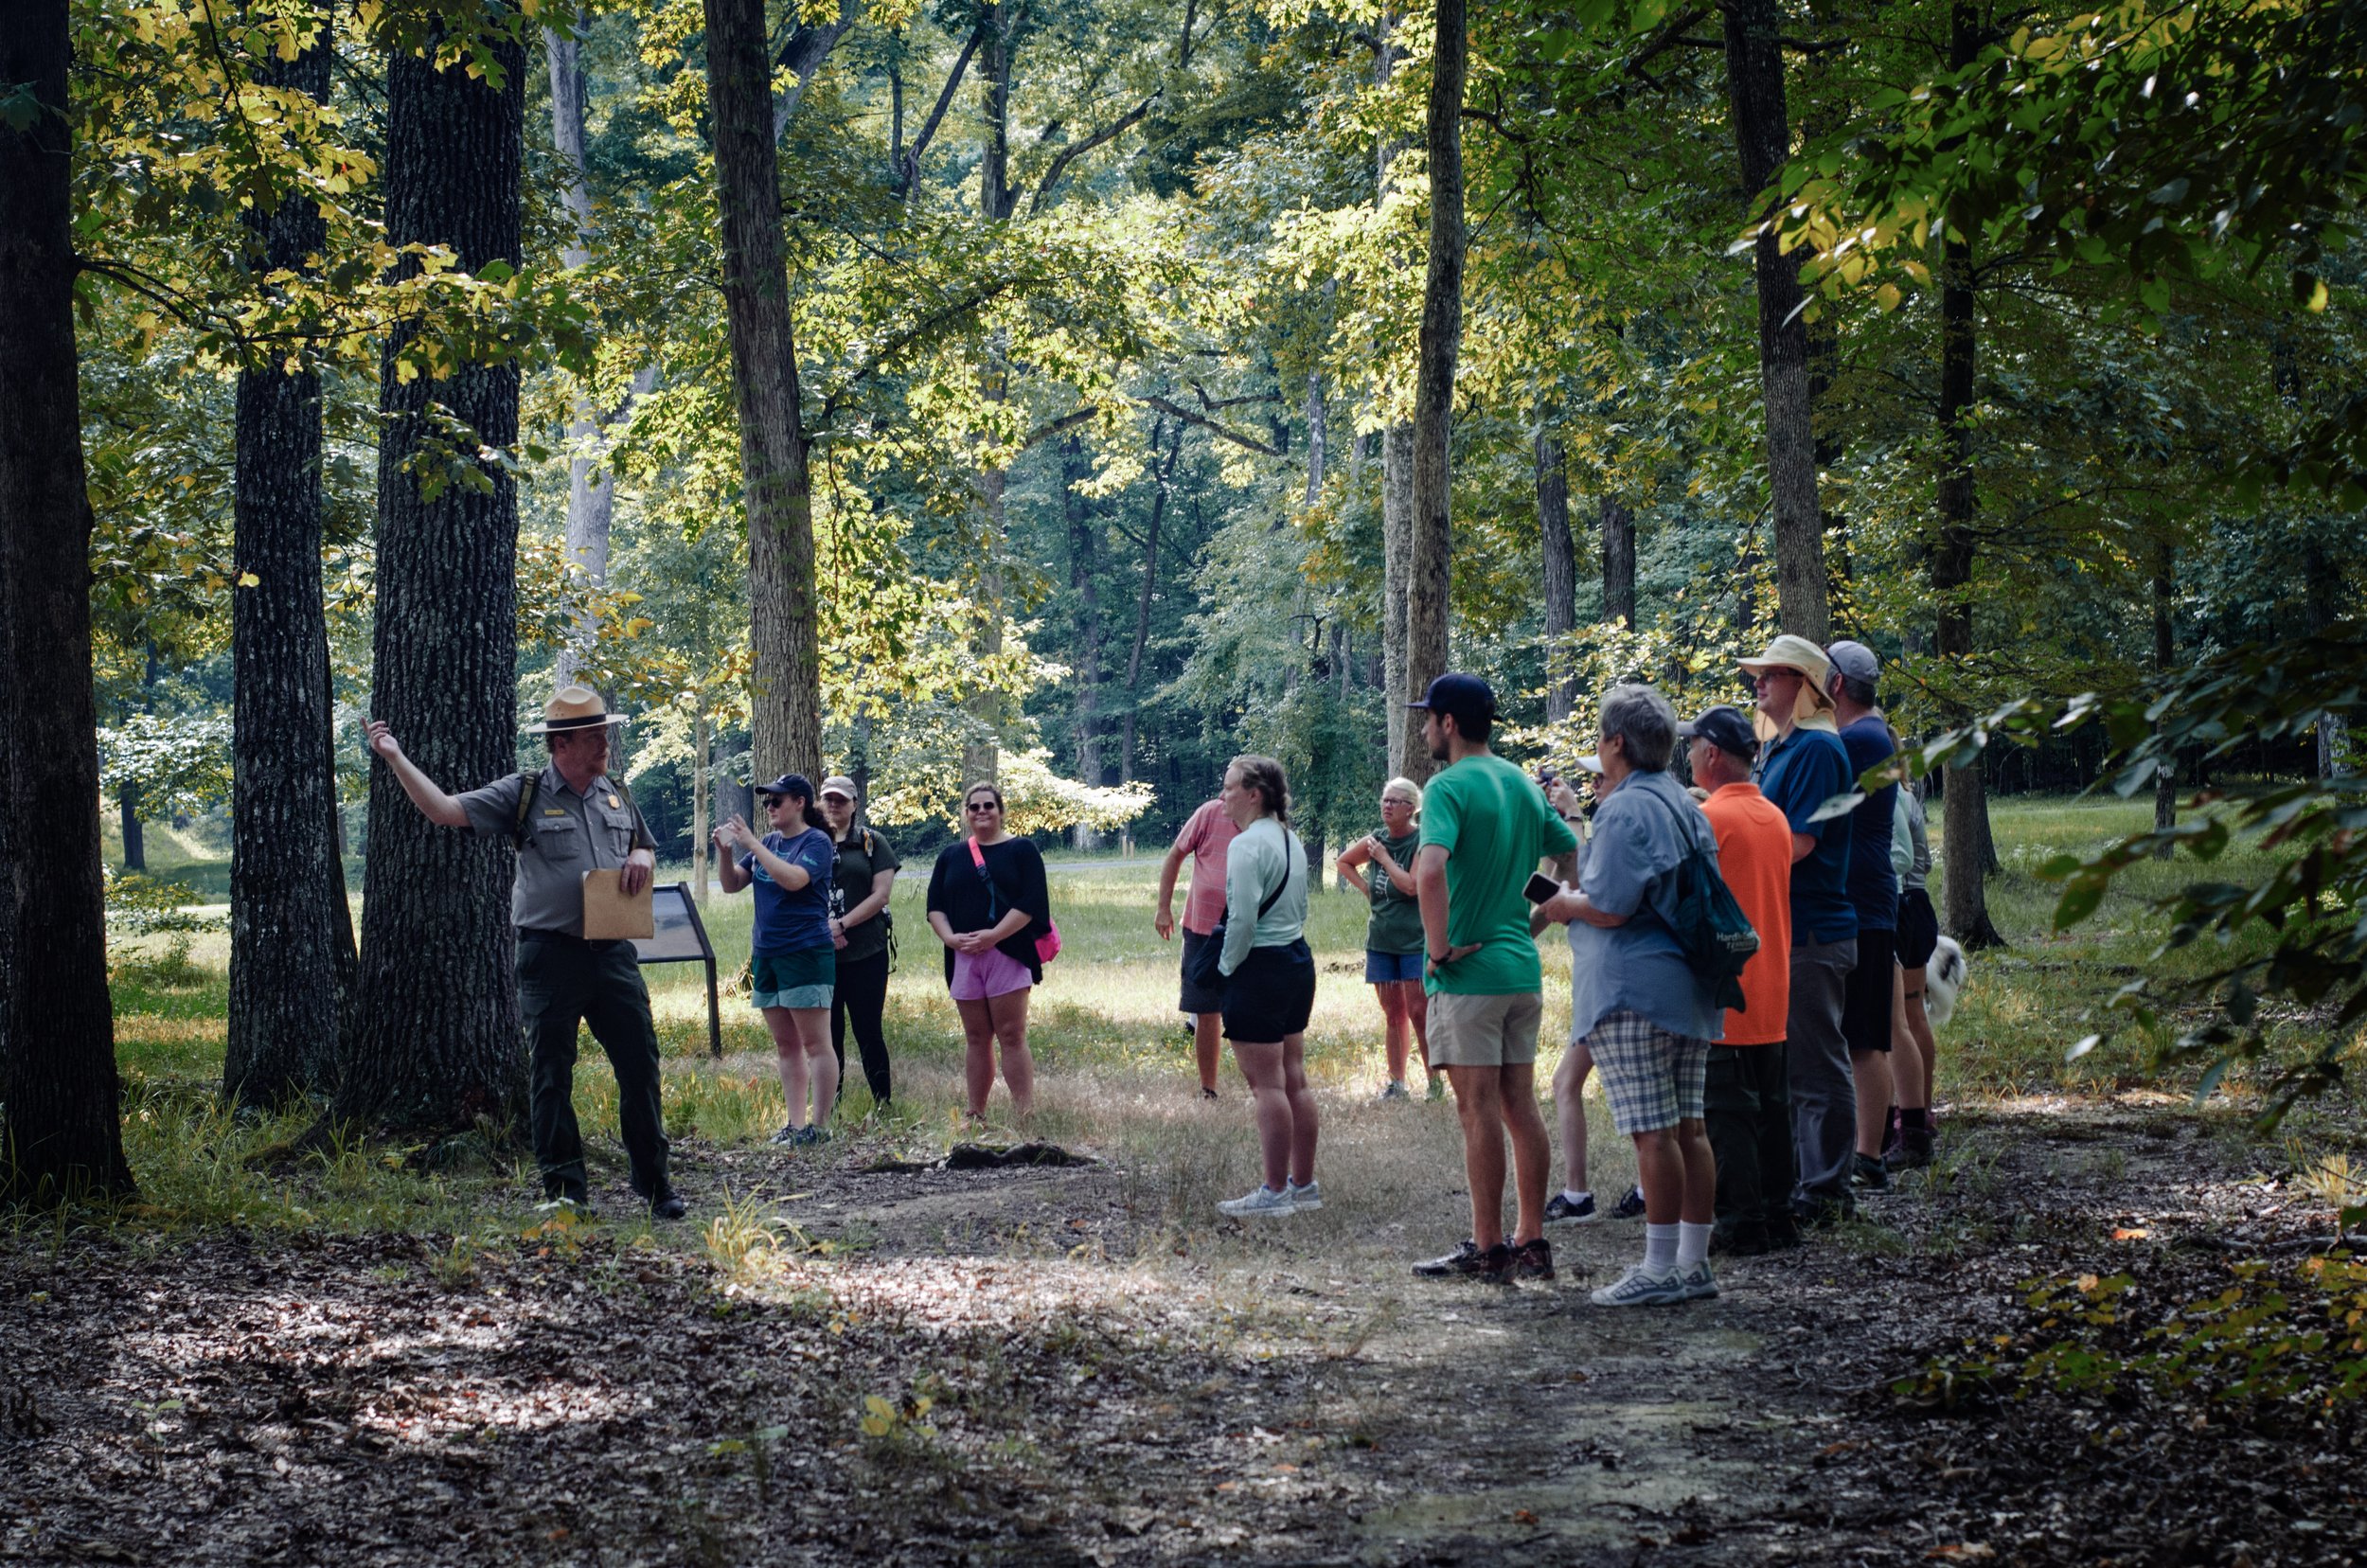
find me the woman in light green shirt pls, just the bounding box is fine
[1338,776,1433,1101]
[1213,755,1321,1220]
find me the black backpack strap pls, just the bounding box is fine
[510,770,540,846]
[609,774,655,851]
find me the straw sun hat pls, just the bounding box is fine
[523,685,631,736]
[1736,634,1839,739]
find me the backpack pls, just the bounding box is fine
[1630,783,1759,1014]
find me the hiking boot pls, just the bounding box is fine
[1589,1264,1688,1308]
[1200,1086,1219,1101]
[1508,1238,1555,1280]
[1886,1127,1936,1170]
[1709,1226,1771,1258]
[1543,1191,1598,1225]
[769,1123,802,1146]
[1610,1185,1647,1221]
[1676,1260,1719,1301]
[1851,1152,1890,1190]
[645,1185,687,1221]
[1377,1079,1411,1102]
[1286,1179,1323,1212]
[1219,1184,1297,1219]
[1413,1239,1512,1281]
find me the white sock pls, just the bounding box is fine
[1644,1222,1679,1274]
[1677,1221,1713,1268]
[1561,1187,1592,1205]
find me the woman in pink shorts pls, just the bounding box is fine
[925,782,1053,1119]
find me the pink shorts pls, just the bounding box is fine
[951,944,1034,1002]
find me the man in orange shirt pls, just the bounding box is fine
[1157,794,1241,1098]
[1681,705,1798,1256]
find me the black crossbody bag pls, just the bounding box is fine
[1185,859,1290,991]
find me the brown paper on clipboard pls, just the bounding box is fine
[581,868,654,941]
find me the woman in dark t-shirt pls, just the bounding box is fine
[925,782,1051,1121]
[717,774,839,1147]
[819,775,899,1111]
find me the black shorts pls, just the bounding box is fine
[1842,925,1896,1055]
[1221,939,1316,1042]
[1179,928,1227,1015]
[1895,889,1939,971]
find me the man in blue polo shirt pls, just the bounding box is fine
[1739,634,1859,1230]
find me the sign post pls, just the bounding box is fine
[632,882,723,1059]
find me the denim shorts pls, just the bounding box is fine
[1363,948,1424,985]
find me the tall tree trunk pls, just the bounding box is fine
[546,17,612,685]
[705,0,822,781]
[1536,433,1576,723]
[692,707,712,900]
[119,784,146,872]
[1930,30,2002,949]
[962,7,1020,786]
[1382,424,1414,777]
[0,0,133,1202]
[337,30,531,1135]
[1065,437,1103,848]
[1722,0,1826,641]
[2152,545,2177,850]
[1601,494,1637,630]
[1122,419,1175,794]
[1402,0,1465,786]
[226,27,342,1110]
[2304,542,2349,777]
[1305,373,1326,506]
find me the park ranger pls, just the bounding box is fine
[365,686,687,1219]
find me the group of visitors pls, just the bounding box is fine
[1156,641,1947,1308]
[365,633,1944,1284]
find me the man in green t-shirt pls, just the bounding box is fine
[1410,673,1578,1284]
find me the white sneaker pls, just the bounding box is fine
[1219,1184,1297,1218]
[1286,1179,1323,1211]
[1590,1264,1689,1308]
[1677,1260,1719,1300]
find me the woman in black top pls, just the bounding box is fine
[820,775,899,1111]
[925,782,1053,1119]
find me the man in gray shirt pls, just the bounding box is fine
[366,686,685,1218]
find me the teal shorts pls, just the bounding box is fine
[752,948,835,1010]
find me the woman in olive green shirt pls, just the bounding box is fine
[1337,776,1433,1101]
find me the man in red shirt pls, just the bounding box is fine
[1157,795,1241,1097]
[1682,704,1799,1255]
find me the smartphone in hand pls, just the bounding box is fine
[1523,871,1562,904]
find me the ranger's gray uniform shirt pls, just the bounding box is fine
[457,763,655,936]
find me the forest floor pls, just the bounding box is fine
[8,804,2366,1565]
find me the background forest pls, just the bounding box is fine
[8,0,2367,1185]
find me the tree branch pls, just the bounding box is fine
[1027,95,1157,214]
[1023,407,1099,449]
[1626,5,1711,80]
[898,18,987,194]
[772,0,860,142]
[1138,396,1282,455]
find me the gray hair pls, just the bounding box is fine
[1599,682,1677,772]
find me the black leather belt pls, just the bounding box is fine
[518,927,586,944]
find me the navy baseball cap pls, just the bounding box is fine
[1678,704,1759,761]
[757,773,814,801]
[1408,672,1496,726]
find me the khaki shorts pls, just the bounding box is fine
[1427,990,1543,1068]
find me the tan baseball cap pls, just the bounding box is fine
[819,775,860,800]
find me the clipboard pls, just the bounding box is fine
[581,868,655,941]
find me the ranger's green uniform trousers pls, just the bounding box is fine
[518,932,671,1202]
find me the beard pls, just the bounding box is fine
[1428,737,1449,761]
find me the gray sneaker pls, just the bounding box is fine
[1677,1260,1719,1301]
[1219,1184,1297,1219]
[1590,1264,1689,1308]
[1377,1080,1411,1102]
[1286,1179,1323,1211]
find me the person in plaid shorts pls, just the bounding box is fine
[1540,684,1727,1307]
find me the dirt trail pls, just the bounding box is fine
[5,1101,2357,1566]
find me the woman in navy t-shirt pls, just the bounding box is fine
[718,773,840,1146]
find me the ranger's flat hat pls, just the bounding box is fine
[524,685,630,735]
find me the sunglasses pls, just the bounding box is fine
[966,801,1000,812]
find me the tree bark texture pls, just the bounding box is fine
[1121,419,1176,788]
[1931,195,2002,948]
[226,30,343,1110]
[1064,437,1102,847]
[119,785,146,872]
[1722,0,1826,642]
[1305,373,1326,506]
[1601,494,1637,630]
[1402,0,1465,786]
[961,11,1020,785]
[2152,547,2177,848]
[1536,434,1576,722]
[339,34,531,1135]
[1381,423,1414,778]
[545,18,614,686]
[0,0,133,1201]
[704,0,822,781]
